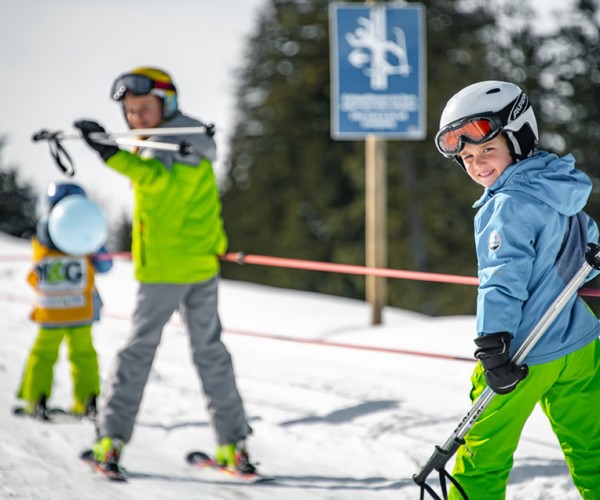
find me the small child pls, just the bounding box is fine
[435,81,600,498]
[16,182,113,419]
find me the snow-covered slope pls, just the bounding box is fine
[0,233,581,499]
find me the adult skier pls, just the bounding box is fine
[74,67,254,475]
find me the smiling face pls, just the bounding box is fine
[458,134,513,188]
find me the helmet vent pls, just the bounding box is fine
[486,88,501,95]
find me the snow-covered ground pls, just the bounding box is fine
[0,232,583,499]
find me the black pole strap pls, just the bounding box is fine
[47,135,76,177]
[417,467,469,500]
[443,469,469,499]
[419,481,443,500]
[32,129,76,177]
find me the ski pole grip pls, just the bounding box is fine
[32,129,53,142]
[412,438,462,486]
[585,243,600,270]
[88,131,113,145]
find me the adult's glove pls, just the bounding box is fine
[73,120,119,161]
[474,332,528,395]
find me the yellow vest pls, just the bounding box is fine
[27,238,96,325]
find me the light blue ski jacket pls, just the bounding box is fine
[473,151,600,365]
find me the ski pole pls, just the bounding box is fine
[412,242,600,499]
[32,125,213,151]
[32,125,214,142]
[87,134,194,155]
[58,133,190,154]
[94,125,215,138]
[32,124,214,176]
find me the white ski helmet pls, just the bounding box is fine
[435,81,538,169]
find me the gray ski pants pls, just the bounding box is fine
[97,277,251,445]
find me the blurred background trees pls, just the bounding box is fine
[220,0,600,315]
[3,0,599,316]
[0,137,37,239]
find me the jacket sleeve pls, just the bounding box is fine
[36,216,58,250]
[475,196,537,336]
[148,132,216,168]
[91,245,113,273]
[105,150,170,189]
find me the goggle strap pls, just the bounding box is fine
[152,81,176,91]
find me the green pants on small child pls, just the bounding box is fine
[18,324,100,414]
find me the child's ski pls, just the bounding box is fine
[186,451,274,484]
[13,405,95,423]
[80,449,127,482]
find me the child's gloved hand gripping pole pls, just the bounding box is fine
[412,243,600,500]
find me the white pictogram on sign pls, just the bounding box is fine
[345,7,411,90]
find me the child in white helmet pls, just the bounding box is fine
[435,81,600,498]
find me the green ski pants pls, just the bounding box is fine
[449,338,600,500]
[17,325,100,411]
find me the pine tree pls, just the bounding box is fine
[220,0,542,315]
[0,138,38,239]
[536,0,600,216]
[222,0,366,299]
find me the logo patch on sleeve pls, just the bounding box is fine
[488,230,502,252]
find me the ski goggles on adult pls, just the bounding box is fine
[111,74,176,101]
[435,115,504,156]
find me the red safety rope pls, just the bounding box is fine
[1,251,600,296]
[219,252,600,297]
[0,291,473,363]
[220,252,480,285]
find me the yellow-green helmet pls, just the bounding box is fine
[110,66,178,120]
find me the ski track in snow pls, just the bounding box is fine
[0,233,583,499]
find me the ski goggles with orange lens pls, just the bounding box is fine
[111,74,176,101]
[435,114,503,156]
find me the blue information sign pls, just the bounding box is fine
[330,3,426,139]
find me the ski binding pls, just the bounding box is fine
[80,449,127,482]
[186,450,273,484]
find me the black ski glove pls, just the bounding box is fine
[474,332,528,395]
[74,120,120,161]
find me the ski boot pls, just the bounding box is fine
[93,436,124,470]
[17,395,51,421]
[72,395,97,420]
[215,439,256,474]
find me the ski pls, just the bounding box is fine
[186,451,274,484]
[80,449,127,482]
[12,405,52,422]
[12,405,95,423]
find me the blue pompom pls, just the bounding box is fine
[48,195,108,255]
